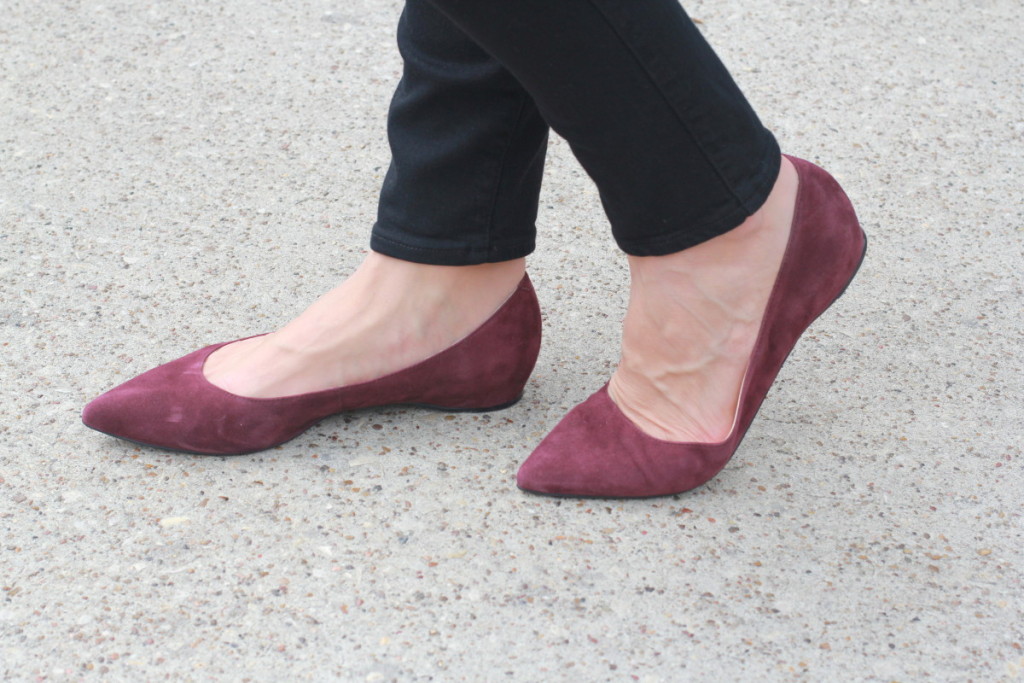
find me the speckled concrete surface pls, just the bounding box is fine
[2,0,1022,680]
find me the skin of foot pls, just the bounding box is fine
[607,156,798,443]
[203,252,527,398]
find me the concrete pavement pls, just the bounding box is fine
[2,0,1021,680]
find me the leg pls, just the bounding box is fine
[422,0,786,439]
[205,0,550,398]
[372,0,549,265]
[423,1,864,498]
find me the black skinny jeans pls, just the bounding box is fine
[371,0,781,265]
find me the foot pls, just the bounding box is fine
[203,252,527,398]
[607,156,798,443]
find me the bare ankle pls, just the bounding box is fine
[608,156,798,443]
[204,253,528,398]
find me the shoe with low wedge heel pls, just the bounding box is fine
[83,274,542,455]
[516,156,867,498]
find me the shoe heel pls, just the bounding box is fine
[414,392,524,414]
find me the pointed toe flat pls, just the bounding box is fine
[83,274,542,455]
[517,156,867,498]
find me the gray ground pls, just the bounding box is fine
[2,0,1021,680]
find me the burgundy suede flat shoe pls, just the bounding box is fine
[83,274,542,455]
[517,156,867,498]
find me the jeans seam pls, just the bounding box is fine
[583,0,750,210]
[484,90,534,255]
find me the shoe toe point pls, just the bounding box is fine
[82,391,120,434]
[82,385,152,443]
[514,458,552,494]
[515,442,606,497]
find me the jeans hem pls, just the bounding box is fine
[370,225,536,265]
[614,139,781,256]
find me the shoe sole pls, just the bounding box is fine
[83,393,525,457]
